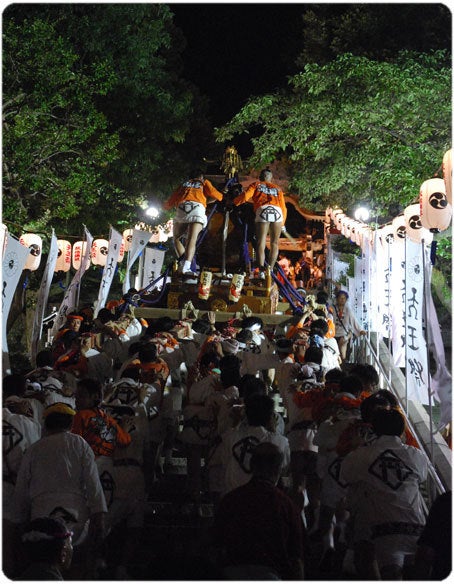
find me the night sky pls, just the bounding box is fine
[170,3,306,126]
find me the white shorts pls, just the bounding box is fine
[255,204,283,223]
[175,201,207,227]
[373,534,419,569]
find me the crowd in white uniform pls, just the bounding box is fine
[2,296,432,579]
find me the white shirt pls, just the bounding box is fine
[222,422,290,494]
[339,435,428,538]
[12,431,107,523]
[3,408,41,519]
[331,302,363,338]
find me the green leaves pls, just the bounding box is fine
[3,5,207,235]
[215,51,451,215]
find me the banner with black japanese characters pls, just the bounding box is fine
[30,230,58,365]
[2,233,31,371]
[94,227,123,317]
[405,239,429,404]
[390,236,406,367]
[142,247,166,290]
[51,227,93,337]
[376,229,393,339]
[122,228,151,293]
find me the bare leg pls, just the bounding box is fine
[255,222,270,267]
[172,222,187,259]
[268,221,283,269]
[185,222,204,264]
[337,337,348,361]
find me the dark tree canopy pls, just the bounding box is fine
[3,4,214,235]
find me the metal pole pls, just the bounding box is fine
[221,210,229,276]
[404,236,408,415]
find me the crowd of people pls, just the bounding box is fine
[277,252,325,292]
[2,287,450,580]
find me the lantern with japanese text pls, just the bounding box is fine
[419,178,452,233]
[123,229,134,252]
[117,239,125,263]
[91,239,109,266]
[55,240,72,272]
[19,233,42,271]
[404,204,433,244]
[443,149,452,204]
[72,241,89,270]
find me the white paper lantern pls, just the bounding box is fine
[335,213,346,229]
[72,241,89,270]
[392,215,407,244]
[55,240,72,272]
[91,239,109,266]
[404,204,433,244]
[377,224,395,248]
[123,229,134,252]
[164,220,173,239]
[419,178,452,232]
[117,239,125,263]
[443,149,452,204]
[19,233,42,271]
[149,229,160,244]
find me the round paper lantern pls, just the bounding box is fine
[443,149,452,204]
[392,215,407,244]
[335,213,346,228]
[55,240,72,272]
[419,178,452,232]
[123,229,134,252]
[377,225,395,248]
[164,220,174,239]
[72,241,89,270]
[149,229,160,244]
[91,239,109,266]
[19,233,42,271]
[404,204,433,244]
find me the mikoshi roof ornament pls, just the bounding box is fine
[419,178,452,233]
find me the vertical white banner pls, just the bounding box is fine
[424,247,452,429]
[122,229,151,293]
[353,256,362,323]
[30,230,59,365]
[141,247,166,289]
[51,227,93,337]
[390,238,406,367]
[94,227,123,317]
[362,242,371,330]
[2,234,31,371]
[377,234,392,339]
[368,238,380,332]
[405,239,429,404]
